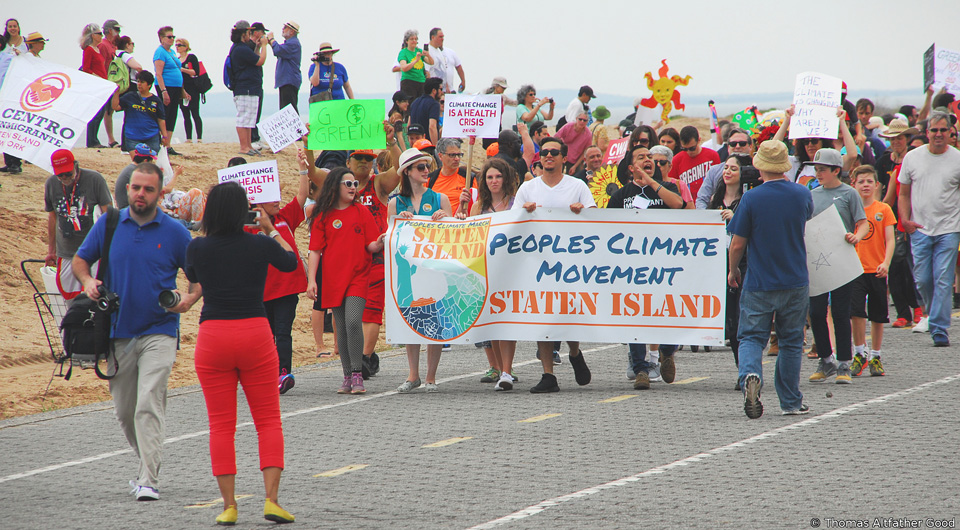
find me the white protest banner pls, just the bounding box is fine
[602,137,630,166]
[923,44,960,93]
[257,104,307,153]
[790,71,841,140]
[0,55,117,172]
[442,94,502,138]
[805,204,862,297]
[217,160,281,204]
[633,104,660,127]
[385,208,726,346]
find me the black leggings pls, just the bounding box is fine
[157,86,182,133]
[180,91,203,140]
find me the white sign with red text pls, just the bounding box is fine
[217,160,281,204]
[0,55,117,172]
[442,94,502,139]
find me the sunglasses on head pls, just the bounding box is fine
[341,180,360,188]
[728,141,749,148]
[540,148,562,157]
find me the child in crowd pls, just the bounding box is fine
[306,167,385,394]
[850,166,894,377]
[807,148,868,384]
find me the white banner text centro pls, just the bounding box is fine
[385,208,727,345]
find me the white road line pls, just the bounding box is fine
[0,346,618,485]
[467,373,960,529]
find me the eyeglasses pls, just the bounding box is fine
[656,160,670,166]
[341,180,360,188]
[576,118,588,123]
[351,155,376,162]
[728,141,749,148]
[683,145,698,152]
[412,163,430,172]
[164,35,176,39]
[928,127,950,134]
[527,93,536,97]
[175,43,185,47]
[636,139,650,146]
[540,148,562,157]
[443,152,463,158]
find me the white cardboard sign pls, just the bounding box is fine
[217,160,281,204]
[257,104,307,153]
[790,71,841,140]
[805,204,863,297]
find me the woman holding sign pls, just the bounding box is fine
[397,30,433,99]
[469,158,520,391]
[389,149,451,393]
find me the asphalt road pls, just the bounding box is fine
[1,322,958,529]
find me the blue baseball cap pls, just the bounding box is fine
[133,144,157,158]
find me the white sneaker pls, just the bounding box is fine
[912,317,929,333]
[495,372,514,391]
[251,141,264,150]
[129,480,159,501]
[649,363,663,382]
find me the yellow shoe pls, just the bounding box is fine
[216,505,237,526]
[264,499,295,524]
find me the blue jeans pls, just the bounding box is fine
[911,231,960,338]
[737,286,808,411]
[628,343,677,374]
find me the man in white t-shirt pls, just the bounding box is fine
[562,85,596,127]
[898,111,960,347]
[424,27,465,93]
[513,136,596,393]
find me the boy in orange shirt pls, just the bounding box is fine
[850,166,896,376]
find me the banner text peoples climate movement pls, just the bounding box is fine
[385,208,727,346]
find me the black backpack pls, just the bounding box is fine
[59,208,120,380]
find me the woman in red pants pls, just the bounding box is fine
[175,181,298,525]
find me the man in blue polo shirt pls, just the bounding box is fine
[73,163,193,501]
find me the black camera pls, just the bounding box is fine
[158,289,181,309]
[311,52,320,62]
[740,165,762,194]
[96,285,120,313]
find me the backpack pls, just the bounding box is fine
[107,53,130,93]
[223,47,234,90]
[58,207,120,381]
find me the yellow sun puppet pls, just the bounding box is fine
[639,60,692,123]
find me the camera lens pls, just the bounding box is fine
[158,289,181,309]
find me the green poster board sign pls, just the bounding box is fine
[308,99,386,150]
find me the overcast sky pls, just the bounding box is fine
[11,0,960,104]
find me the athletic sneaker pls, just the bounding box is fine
[809,359,838,382]
[530,373,560,393]
[933,333,950,347]
[495,372,514,391]
[868,357,885,376]
[850,353,867,377]
[659,355,676,383]
[626,368,637,381]
[569,351,591,386]
[743,373,763,419]
[782,404,810,416]
[648,363,663,382]
[337,376,352,394]
[891,318,910,328]
[279,370,295,395]
[913,317,929,333]
[442,344,453,352]
[351,372,366,394]
[913,307,923,324]
[835,362,852,384]
[129,480,159,501]
[553,350,562,365]
[397,379,422,393]
[480,367,500,383]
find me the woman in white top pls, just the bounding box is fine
[2,19,27,55]
[115,35,144,94]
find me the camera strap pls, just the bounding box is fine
[95,207,120,285]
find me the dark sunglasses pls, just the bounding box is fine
[728,141,749,148]
[636,138,650,146]
[656,160,669,166]
[683,145,698,152]
[412,163,430,172]
[341,180,360,188]
[540,148,562,157]
[351,155,376,162]
[928,127,950,134]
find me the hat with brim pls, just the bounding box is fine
[398,148,433,173]
[25,32,48,43]
[803,148,843,168]
[250,22,268,32]
[593,106,611,121]
[752,140,792,173]
[413,139,435,150]
[879,119,919,138]
[349,149,377,159]
[51,149,75,175]
[492,76,508,89]
[407,123,426,136]
[317,42,340,54]
[283,21,300,33]
[133,143,158,159]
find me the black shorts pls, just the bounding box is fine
[850,273,888,322]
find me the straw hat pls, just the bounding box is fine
[317,42,340,54]
[879,119,919,138]
[752,140,791,173]
[398,148,432,173]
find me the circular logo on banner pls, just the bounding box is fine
[21,73,72,112]
[346,104,365,125]
[332,219,343,229]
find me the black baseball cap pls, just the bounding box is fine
[407,123,426,135]
[579,85,596,98]
[250,22,268,32]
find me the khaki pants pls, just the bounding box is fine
[109,335,177,490]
